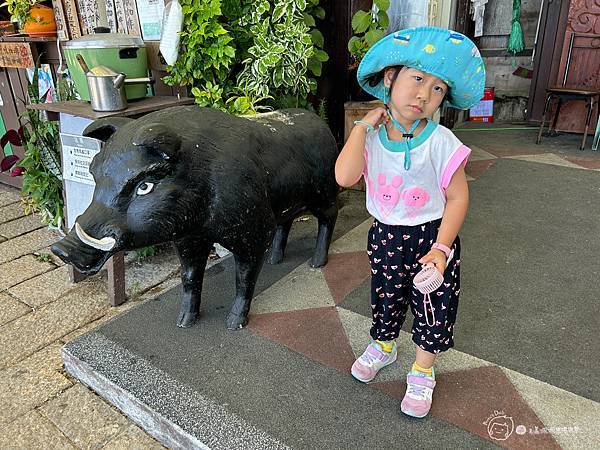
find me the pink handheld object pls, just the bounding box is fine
[414,249,454,327]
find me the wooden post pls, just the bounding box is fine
[107,251,126,306]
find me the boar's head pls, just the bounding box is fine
[52,116,199,275]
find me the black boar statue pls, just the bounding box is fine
[51,106,338,330]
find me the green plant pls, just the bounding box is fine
[0,0,41,27]
[135,245,157,261]
[163,0,327,114]
[163,0,239,111]
[236,0,328,109]
[347,0,389,69]
[36,252,51,262]
[18,61,76,230]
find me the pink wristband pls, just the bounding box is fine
[431,242,451,258]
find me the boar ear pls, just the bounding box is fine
[132,123,181,161]
[83,117,134,142]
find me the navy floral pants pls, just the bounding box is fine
[368,218,461,354]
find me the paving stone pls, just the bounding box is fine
[505,152,583,169]
[0,291,31,326]
[39,383,130,449]
[102,424,165,450]
[0,409,76,450]
[0,202,25,224]
[61,300,140,343]
[328,217,372,254]
[0,188,20,205]
[125,250,180,300]
[0,284,109,370]
[0,228,57,264]
[252,263,334,314]
[0,213,44,239]
[0,254,55,291]
[468,144,497,161]
[0,359,72,426]
[19,342,65,375]
[9,265,74,308]
[138,276,181,302]
[503,367,600,449]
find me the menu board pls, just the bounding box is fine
[51,0,70,40]
[0,43,34,69]
[62,0,82,38]
[60,133,103,186]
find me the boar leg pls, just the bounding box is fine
[267,218,294,265]
[226,249,269,330]
[174,238,213,328]
[310,202,338,268]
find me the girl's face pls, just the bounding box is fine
[384,67,448,122]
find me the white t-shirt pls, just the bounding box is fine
[363,121,471,226]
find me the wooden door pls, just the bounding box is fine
[528,0,600,133]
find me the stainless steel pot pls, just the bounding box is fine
[76,54,153,112]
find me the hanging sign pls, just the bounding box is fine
[0,43,34,68]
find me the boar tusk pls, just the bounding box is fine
[75,223,116,251]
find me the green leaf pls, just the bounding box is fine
[314,49,329,62]
[307,57,322,77]
[296,0,307,11]
[303,13,315,27]
[373,0,390,11]
[313,7,325,20]
[378,11,389,28]
[273,5,286,22]
[352,10,372,33]
[365,29,385,47]
[309,29,324,48]
[347,36,360,53]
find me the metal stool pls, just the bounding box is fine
[536,87,600,150]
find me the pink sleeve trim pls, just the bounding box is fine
[440,144,471,192]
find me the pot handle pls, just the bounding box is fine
[75,54,90,73]
[123,77,155,85]
[113,73,127,89]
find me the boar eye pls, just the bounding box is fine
[136,182,154,196]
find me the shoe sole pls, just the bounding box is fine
[351,352,397,383]
[401,406,429,418]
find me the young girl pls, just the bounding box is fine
[335,26,485,418]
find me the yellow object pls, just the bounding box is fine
[412,362,433,376]
[375,340,395,353]
[90,66,117,76]
[423,44,436,53]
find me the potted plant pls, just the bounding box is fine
[0,0,41,30]
[347,0,389,101]
[344,1,389,146]
[163,0,328,115]
[0,0,56,36]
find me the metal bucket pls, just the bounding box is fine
[76,54,152,112]
[86,73,128,112]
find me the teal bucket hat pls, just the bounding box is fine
[357,26,486,110]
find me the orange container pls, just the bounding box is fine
[23,5,57,37]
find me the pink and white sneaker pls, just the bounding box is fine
[351,341,397,383]
[401,369,436,418]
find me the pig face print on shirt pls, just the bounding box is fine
[376,173,403,217]
[401,187,430,220]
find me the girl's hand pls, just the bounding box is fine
[418,249,446,275]
[361,107,390,129]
